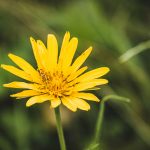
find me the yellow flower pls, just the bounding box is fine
[1,32,110,112]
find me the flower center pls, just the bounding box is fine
[38,69,71,98]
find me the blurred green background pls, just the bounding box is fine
[0,0,150,150]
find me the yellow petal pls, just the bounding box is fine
[10,90,40,99]
[86,87,101,91]
[8,53,41,83]
[73,79,108,91]
[90,79,108,84]
[72,98,90,111]
[67,66,88,82]
[71,47,92,72]
[30,37,43,69]
[73,82,96,91]
[37,40,50,70]
[26,94,52,107]
[72,92,100,102]
[37,40,47,52]
[62,97,77,112]
[51,98,61,108]
[47,34,58,71]
[76,67,110,82]
[59,32,70,64]
[3,82,36,89]
[1,64,32,81]
[62,37,78,69]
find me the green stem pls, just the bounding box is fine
[89,102,105,150]
[86,95,130,150]
[54,107,67,150]
[94,102,105,143]
[85,102,105,150]
[94,95,130,143]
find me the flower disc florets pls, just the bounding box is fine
[38,69,71,97]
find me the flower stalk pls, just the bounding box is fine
[54,107,67,150]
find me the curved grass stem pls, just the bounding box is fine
[86,94,130,150]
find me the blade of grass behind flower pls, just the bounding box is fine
[119,40,150,63]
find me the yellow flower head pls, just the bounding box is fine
[1,32,110,111]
